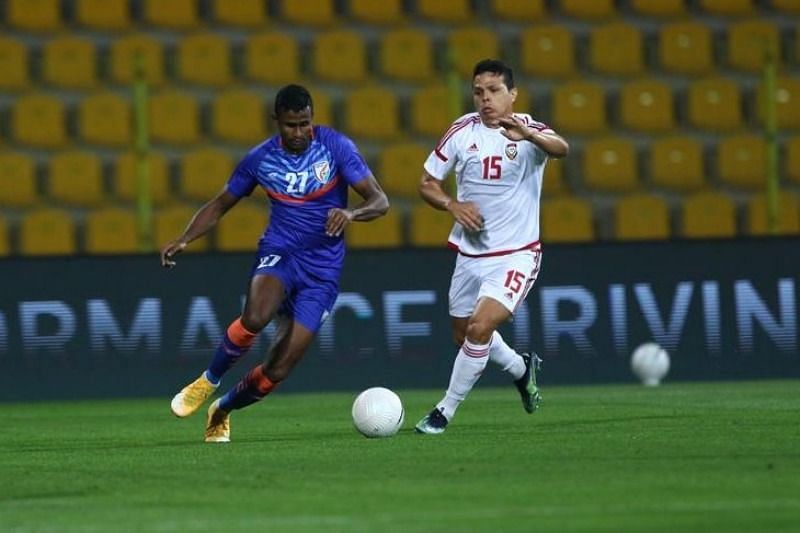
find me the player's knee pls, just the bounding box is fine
[452,331,465,346]
[264,362,289,383]
[465,319,494,345]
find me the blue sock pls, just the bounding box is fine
[206,325,255,383]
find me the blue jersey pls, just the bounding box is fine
[226,126,370,277]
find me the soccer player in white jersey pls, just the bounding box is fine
[415,59,569,434]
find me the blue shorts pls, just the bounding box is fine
[250,248,339,333]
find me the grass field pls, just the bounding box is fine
[1,380,798,532]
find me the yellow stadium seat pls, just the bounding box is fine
[344,86,401,140]
[0,152,37,207]
[747,192,799,236]
[212,89,267,145]
[561,0,614,18]
[757,77,800,130]
[42,36,97,89]
[180,148,234,202]
[114,152,170,206]
[212,0,267,27]
[681,192,737,239]
[281,0,336,26]
[149,90,200,145]
[590,23,643,76]
[75,0,131,30]
[417,0,473,23]
[380,29,434,83]
[7,0,61,31]
[700,0,754,15]
[410,84,461,138]
[244,32,299,85]
[615,194,670,241]
[306,86,334,127]
[78,92,131,146]
[346,210,403,248]
[650,137,704,191]
[0,214,8,256]
[630,0,685,16]
[552,81,606,134]
[658,22,713,74]
[787,137,800,184]
[542,158,566,196]
[85,207,140,254]
[177,33,232,87]
[687,78,743,131]
[447,28,500,78]
[20,208,77,256]
[541,197,595,243]
[313,30,367,83]
[773,0,800,13]
[728,21,780,72]
[11,93,67,148]
[0,37,30,91]
[110,34,165,86]
[154,205,209,252]
[491,0,545,20]
[514,86,532,115]
[48,151,104,207]
[143,0,198,29]
[409,203,452,247]
[717,135,766,189]
[583,138,638,192]
[620,79,675,132]
[379,143,428,198]
[520,25,575,78]
[350,0,405,24]
[216,204,269,252]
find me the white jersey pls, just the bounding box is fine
[423,112,553,257]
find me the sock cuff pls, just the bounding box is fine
[462,337,491,358]
[227,318,258,347]
[249,365,276,395]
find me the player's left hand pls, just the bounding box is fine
[498,115,531,142]
[326,208,354,237]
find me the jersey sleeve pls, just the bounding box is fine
[423,117,469,180]
[328,129,371,185]
[225,144,264,198]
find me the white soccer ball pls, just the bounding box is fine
[631,342,671,386]
[352,387,405,438]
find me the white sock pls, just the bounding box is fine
[489,331,526,381]
[437,337,491,420]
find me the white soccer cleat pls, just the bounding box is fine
[170,373,218,418]
[204,399,231,443]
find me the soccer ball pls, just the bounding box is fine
[630,342,670,386]
[351,387,404,438]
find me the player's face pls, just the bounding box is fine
[276,107,314,154]
[473,72,517,127]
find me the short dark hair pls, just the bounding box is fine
[274,84,313,116]
[473,59,515,89]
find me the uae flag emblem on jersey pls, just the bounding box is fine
[313,160,331,183]
[505,143,518,160]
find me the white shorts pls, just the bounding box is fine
[448,248,543,318]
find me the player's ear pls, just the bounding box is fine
[510,87,518,103]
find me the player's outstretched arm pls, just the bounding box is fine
[326,175,389,237]
[160,189,240,268]
[497,116,569,158]
[419,172,483,232]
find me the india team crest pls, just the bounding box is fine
[505,143,518,160]
[312,160,331,184]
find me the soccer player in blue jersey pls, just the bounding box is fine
[161,84,389,442]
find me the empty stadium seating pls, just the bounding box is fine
[583,138,638,191]
[0,152,38,207]
[211,89,267,145]
[681,192,737,239]
[177,33,232,87]
[379,29,434,83]
[0,37,30,91]
[717,135,766,189]
[343,86,401,140]
[649,137,705,191]
[409,203,452,247]
[179,148,234,201]
[114,152,171,206]
[244,32,300,85]
[552,81,607,134]
[746,192,800,236]
[6,0,61,31]
[312,30,367,83]
[346,210,403,248]
[491,0,546,21]
[614,194,671,241]
[42,36,97,89]
[379,143,429,198]
[84,207,140,254]
[521,25,576,78]
[20,208,77,256]
[212,0,267,27]
[78,92,132,146]
[350,0,405,24]
[215,203,269,252]
[658,22,713,74]
[589,23,644,76]
[11,93,67,147]
[75,0,131,30]
[540,197,595,243]
[148,90,201,145]
[143,0,199,29]
[47,151,105,207]
[687,78,743,131]
[154,205,210,252]
[619,79,675,132]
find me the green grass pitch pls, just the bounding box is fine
[1,380,798,532]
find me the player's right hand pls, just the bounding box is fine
[160,240,187,268]
[447,200,483,233]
